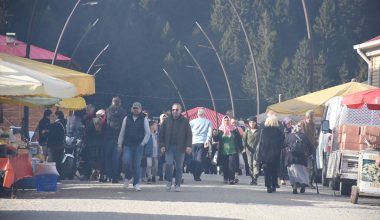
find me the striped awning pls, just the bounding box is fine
[183,107,224,129]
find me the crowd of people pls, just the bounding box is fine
[36,96,318,194]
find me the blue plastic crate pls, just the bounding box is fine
[35,174,58,192]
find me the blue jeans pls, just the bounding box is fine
[165,146,185,186]
[105,137,119,180]
[123,145,143,186]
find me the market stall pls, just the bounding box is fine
[0,53,95,196]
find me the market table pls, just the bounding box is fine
[0,154,33,188]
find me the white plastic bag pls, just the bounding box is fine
[211,150,218,165]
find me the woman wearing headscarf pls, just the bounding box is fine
[216,116,243,184]
[256,115,284,193]
[284,124,313,194]
[279,117,293,185]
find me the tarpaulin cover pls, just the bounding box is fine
[267,82,375,117]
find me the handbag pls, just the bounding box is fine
[211,150,218,165]
[238,153,245,169]
[289,134,305,157]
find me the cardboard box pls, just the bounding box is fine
[341,133,359,143]
[360,126,380,136]
[341,125,361,135]
[340,142,360,151]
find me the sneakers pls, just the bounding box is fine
[293,188,298,194]
[166,182,172,191]
[174,185,181,192]
[300,184,306,193]
[147,178,152,184]
[134,184,141,191]
[250,179,257,185]
[123,179,130,189]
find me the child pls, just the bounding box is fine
[144,121,159,183]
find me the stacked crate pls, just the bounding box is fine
[338,125,380,151]
[338,125,361,151]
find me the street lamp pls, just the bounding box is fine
[52,0,98,64]
[229,0,260,116]
[87,44,109,74]
[67,18,99,68]
[195,21,235,117]
[184,45,218,127]
[162,68,189,118]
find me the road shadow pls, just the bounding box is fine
[0,210,236,220]
[7,174,380,209]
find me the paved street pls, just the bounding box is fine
[1,174,379,220]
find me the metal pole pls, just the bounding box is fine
[162,68,189,118]
[67,18,99,68]
[184,45,219,128]
[52,0,81,64]
[302,0,314,92]
[93,67,102,77]
[24,0,38,135]
[229,0,260,116]
[87,44,109,74]
[196,21,235,117]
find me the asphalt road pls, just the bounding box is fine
[1,174,379,220]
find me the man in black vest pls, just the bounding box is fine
[118,102,150,191]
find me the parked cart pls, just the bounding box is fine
[351,149,380,204]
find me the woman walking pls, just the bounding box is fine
[216,116,243,185]
[284,124,313,194]
[256,115,284,193]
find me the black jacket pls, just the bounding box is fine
[47,119,66,149]
[284,132,313,166]
[256,126,284,164]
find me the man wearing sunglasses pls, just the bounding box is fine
[159,103,192,192]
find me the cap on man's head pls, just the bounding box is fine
[132,102,142,109]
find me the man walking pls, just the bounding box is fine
[105,97,125,183]
[300,110,316,189]
[189,107,212,181]
[118,102,150,191]
[159,103,192,192]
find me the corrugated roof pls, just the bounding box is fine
[0,35,70,61]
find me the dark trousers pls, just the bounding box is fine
[158,154,165,179]
[263,162,278,189]
[220,153,237,181]
[104,137,120,180]
[192,143,206,179]
[47,147,64,176]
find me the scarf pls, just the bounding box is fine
[219,116,233,137]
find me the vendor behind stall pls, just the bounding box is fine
[47,111,66,177]
[37,109,52,157]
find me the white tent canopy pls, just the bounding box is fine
[0,59,76,99]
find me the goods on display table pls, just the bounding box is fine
[0,126,59,196]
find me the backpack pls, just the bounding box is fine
[289,134,306,157]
